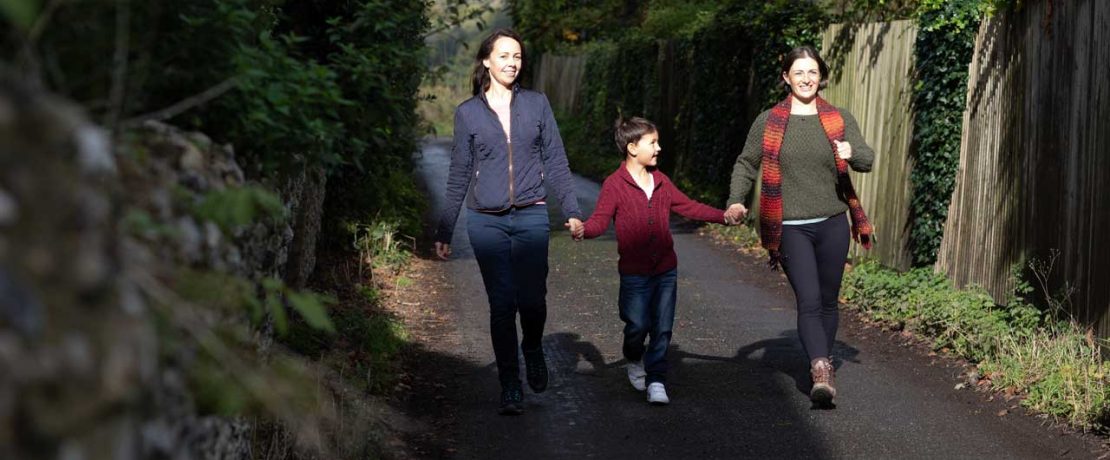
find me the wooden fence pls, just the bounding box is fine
[936,0,1110,334]
[532,53,588,113]
[821,20,918,271]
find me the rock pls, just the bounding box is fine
[203,221,222,252]
[184,131,213,151]
[61,334,94,377]
[178,142,205,173]
[0,266,44,338]
[175,216,202,264]
[75,125,115,175]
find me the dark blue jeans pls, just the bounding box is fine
[466,205,550,388]
[780,214,850,363]
[619,268,678,385]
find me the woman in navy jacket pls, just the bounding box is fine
[434,29,582,415]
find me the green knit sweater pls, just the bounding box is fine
[728,108,874,220]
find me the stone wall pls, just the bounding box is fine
[0,77,333,458]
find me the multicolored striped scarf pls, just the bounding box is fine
[760,95,874,269]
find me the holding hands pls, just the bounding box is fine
[434,241,451,260]
[565,217,584,240]
[724,203,748,225]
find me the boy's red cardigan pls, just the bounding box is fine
[582,163,727,275]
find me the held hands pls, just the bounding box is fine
[565,217,585,241]
[834,139,852,160]
[724,203,748,225]
[434,241,451,260]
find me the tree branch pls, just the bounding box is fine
[120,76,239,128]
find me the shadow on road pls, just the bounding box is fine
[400,325,840,459]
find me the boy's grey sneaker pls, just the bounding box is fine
[626,360,647,391]
[647,382,669,405]
[498,386,524,416]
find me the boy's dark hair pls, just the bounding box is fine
[613,116,657,156]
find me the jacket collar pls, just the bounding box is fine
[477,83,521,107]
[617,161,664,190]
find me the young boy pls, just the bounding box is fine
[567,116,730,405]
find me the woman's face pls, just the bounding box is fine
[483,37,522,90]
[782,57,822,101]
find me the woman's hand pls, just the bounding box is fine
[834,140,852,160]
[434,241,451,260]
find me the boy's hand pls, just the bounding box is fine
[565,218,585,240]
[724,203,748,225]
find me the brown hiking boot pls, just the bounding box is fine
[810,359,837,404]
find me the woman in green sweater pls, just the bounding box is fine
[725,45,875,406]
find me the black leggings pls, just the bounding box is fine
[780,214,850,363]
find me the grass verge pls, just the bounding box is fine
[842,259,1109,432]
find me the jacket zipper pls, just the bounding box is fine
[506,88,517,207]
[479,87,518,211]
[507,141,515,206]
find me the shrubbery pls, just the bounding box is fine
[843,259,1110,431]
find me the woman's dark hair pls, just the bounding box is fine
[471,29,526,96]
[781,45,830,91]
[614,116,657,156]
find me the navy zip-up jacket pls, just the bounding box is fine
[435,86,582,243]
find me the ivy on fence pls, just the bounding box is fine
[906,0,986,266]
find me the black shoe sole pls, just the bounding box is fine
[527,378,547,394]
[810,386,835,405]
[498,404,524,416]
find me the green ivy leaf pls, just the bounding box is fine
[287,292,336,333]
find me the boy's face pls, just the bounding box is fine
[628,131,661,167]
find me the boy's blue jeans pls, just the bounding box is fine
[619,268,678,385]
[467,205,550,388]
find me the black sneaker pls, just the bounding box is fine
[499,386,524,416]
[523,348,549,393]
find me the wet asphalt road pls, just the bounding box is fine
[408,138,1103,459]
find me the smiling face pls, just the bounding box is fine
[628,130,661,168]
[782,57,823,102]
[482,37,522,90]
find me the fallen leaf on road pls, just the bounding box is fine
[997,410,1008,416]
